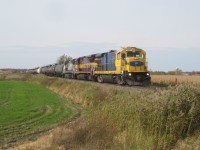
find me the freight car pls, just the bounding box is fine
[27,67,40,74]
[40,64,56,76]
[54,64,65,77]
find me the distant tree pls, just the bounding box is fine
[168,71,176,75]
[167,68,182,75]
[191,71,197,75]
[150,71,167,75]
[175,68,182,75]
[57,54,72,65]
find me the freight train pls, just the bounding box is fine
[28,47,151,86]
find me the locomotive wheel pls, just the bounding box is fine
[116,75,125,85]
[84,75,88,81]
[65,74,72,79]
[88,75,93,81]
[97,75,104,83]
[126,78,135,86]
[72,74,77,79]
[92,76,97,82]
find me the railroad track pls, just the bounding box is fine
[43,75,163,91]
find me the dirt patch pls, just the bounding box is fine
[45,105,53,114]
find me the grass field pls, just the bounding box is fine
[0,80,79,148]
[2,74,200,150]
[151,75,200,86]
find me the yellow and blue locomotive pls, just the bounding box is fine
[70,47,151,85]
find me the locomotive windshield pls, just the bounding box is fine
[127,51,134,57]
[127,51,140,57]
[133,51,140,57]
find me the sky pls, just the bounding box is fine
[0,0,200,71]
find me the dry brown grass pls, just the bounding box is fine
[0,73,6,80]
[151,75,200,86]
[173,129,200,150]
[8,130,62,150]
[9,116,84,150]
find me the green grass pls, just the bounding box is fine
[0,80,77,147]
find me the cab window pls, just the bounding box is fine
[127,51,134,57]
[121,53,126,59]
[133,51,140,57]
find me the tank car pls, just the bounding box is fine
[28,67,40,74]
[54,64,65,77]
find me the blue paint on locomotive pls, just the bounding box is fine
[129,61,144,66]
[101,51,116,71]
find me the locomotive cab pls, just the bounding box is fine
[116,47,151,85]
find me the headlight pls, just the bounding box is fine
[129,73,132,76]
[147,73,150,76]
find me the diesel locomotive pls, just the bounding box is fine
[29,47,151,86]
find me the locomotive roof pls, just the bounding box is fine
[119,47,146,53]
[74,50,117,60]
